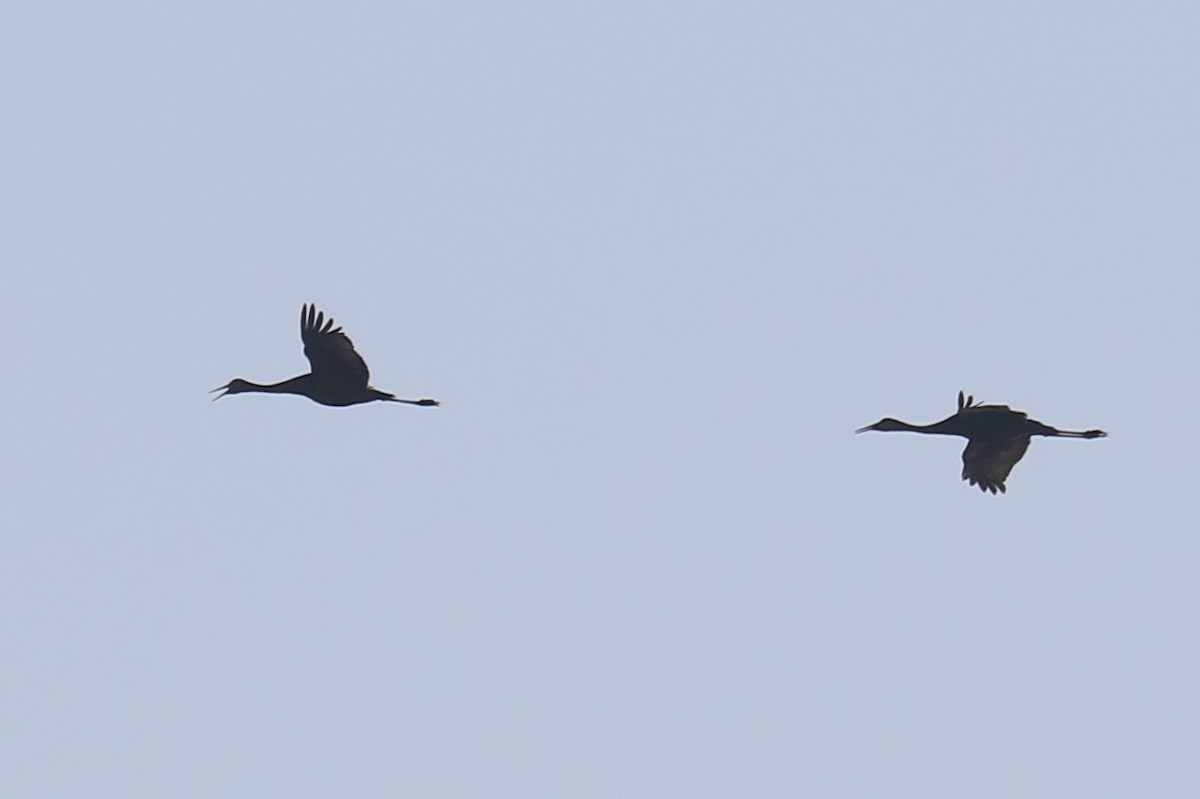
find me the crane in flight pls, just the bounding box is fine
[213,304,439,408]
[856,391,1106,493]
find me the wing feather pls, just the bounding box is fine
[961,436,1031,494]
[300,304,371,387]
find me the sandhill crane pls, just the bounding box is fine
[855,391,1106,494]
[213,304,439,407]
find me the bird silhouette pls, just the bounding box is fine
[213,304,439,407]
[856,391,1106,494]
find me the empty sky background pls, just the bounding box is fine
[3,2,1197,796]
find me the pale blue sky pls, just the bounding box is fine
[4,2,1197,797]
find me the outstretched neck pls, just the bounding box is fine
[859,416,960,435]
[238,375,313,395]
[909,418,961,435]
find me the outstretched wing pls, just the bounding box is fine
[300,304,370,387]
[961,436,1031,494]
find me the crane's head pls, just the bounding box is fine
[210,379,251,400]
[855,417,907,434]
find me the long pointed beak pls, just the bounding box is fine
[854,424,873,434]
[210,384,230,401]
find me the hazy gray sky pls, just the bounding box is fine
[4,2,1197,796]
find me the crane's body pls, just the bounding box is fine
[214,304,439,408]
[856,391,1106,494]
